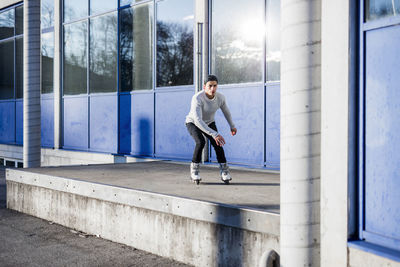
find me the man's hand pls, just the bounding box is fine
[214,135,226,147]
[231,128,237,136]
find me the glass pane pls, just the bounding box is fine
[64,0,88,22]
[156,0,194,87]
[16,37,23,98]
[15,6,23,35]
[120,4,153,91]
[89,12,117,93]
[211,0,263,85]
[367,0,400,21]
[0,40,14,99]
[41,32,54,94]
[63,21,88,95]
[266,0,281,81]
[90,0,117,15]
[120,0,146,7]
[0,9,15,40]
[41,0,54,29]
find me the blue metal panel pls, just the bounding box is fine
[89,94,118,153]
[63,96,88,150]
[364,25,400,251]
[41,94,54,147]
[132,92,154,156]
[155,89,194,159]
[211,84,264,166]
[15,100,23,144]
[120,92,154,156]
[119,94,131,154]
[265,83,280,169]
[0,101,15,144]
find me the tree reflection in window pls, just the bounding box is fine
[120,3,153,91]
[367,0,400,20]
[156,0,194,87]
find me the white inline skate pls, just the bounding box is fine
[190,162,201,185]
[219,163,232,184]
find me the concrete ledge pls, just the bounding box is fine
[6,168,280,266]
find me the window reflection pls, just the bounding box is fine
[212,0,263,85]
[266,0,281,81]
[41,0,54,29]
[120,0,144,7]
[0,9,15,40]
[89,13,118,93]
[64,0,88,22]
[120,3,153,91]
[156,0,194,87]
[42,32,54,94]
[15,6,23,35]
[16,37,23,98]
[0,40,14,99]
[367,0,400,20]
[63,21,88,95]
[90,0,117,15]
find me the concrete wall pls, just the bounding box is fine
[6,169,280,267]
[0,0,21,10]
[348,247,400,267]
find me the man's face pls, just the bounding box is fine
[204,81,218,99]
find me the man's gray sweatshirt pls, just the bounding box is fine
[185,91,235,138]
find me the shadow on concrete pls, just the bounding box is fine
[201,182,279,186]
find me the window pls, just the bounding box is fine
[63,21,88,95]
[0,9,14,40]
[211,0,263,85]
[15,37,23,98]
[41,32,54,94]
[90,0,117,15]
[0,40,14,99]
[366,0,400,21]
[156,0,194,87]
[120,3,153,91]
[89,12,118,93]
[41,0,54,29]
[64,0,88,22]
[266,0,281,81]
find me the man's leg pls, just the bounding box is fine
[186,123,206,163]
[207,122,227,163]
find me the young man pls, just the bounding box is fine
[185,75,237,183]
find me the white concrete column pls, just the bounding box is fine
[23,0,41,168]
[280,0,321,266]
[53,0,61,149]
[320,0,354,266]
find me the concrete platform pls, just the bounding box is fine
[6,161,280,267]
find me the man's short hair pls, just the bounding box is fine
[204,74,218,84]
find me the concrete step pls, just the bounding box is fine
[6,162,280,267]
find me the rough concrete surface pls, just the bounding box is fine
[21,161,280,213]
[0,166,191,267]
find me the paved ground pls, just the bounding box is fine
[22,161,280,213]
[0,165,191,267]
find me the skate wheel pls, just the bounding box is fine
[223,180,230,185]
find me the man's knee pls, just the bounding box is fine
[195,138,206,148]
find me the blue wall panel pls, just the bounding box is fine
[0,101,15,144]
[15,100,23,144]
[155,89,194,159]
[265,84,280,169]
[89,94,117,153]
[119,94,131,154]
[211,85,264,166]
[364,25,400,250]
[63,96,88,150]
[41,94,54,147]
[131,93,154,156]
